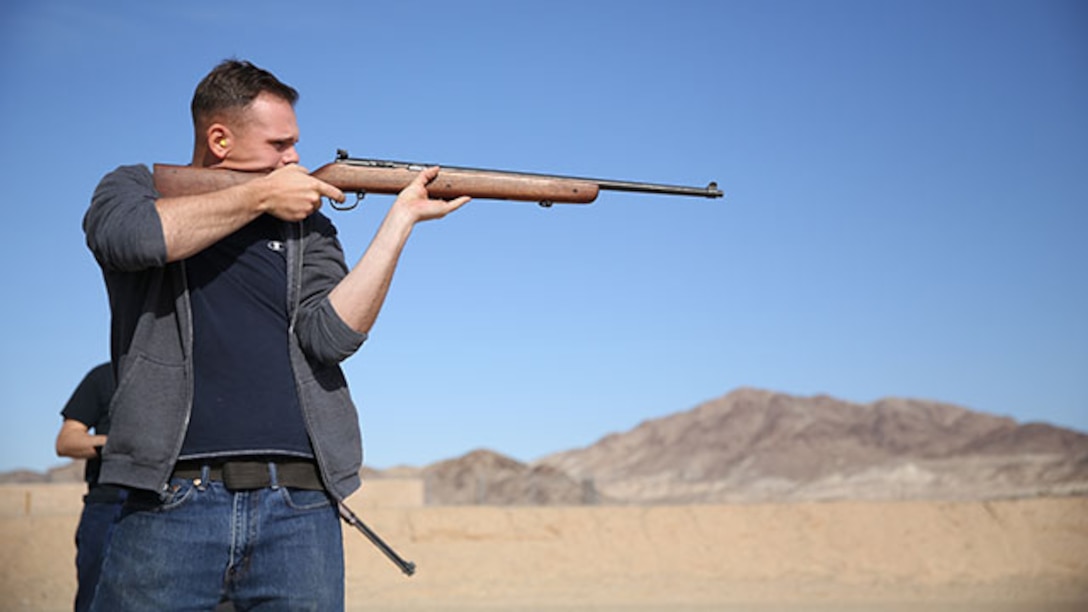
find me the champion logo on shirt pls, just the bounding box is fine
[266,240,285,252]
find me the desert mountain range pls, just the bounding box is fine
[533,387,1088,504]
[8,388,1088,504]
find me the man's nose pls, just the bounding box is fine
[282,147,300,165]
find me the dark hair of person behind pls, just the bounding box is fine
[191,59,299,125]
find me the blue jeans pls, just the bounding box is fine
[90,473,344,611]
[74,496,126,612]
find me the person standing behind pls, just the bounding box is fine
[83,59,468,611]
[55,361,125,612]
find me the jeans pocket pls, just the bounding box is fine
[125,478,198,514]
[279,487,333,511]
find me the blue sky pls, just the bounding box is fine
[1,0,1085,473]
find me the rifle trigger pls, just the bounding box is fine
[538,200,554,208]
[331,192,364,212]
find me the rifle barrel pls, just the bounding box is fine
[596,177,722,198]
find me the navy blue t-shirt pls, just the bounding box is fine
[179,214,313,460]
[61,362,116,489]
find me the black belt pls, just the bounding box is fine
[85,484,127,504]
[172,459,325,491]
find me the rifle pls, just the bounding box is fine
[153,149,724,210]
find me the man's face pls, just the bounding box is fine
[221,92,300,171]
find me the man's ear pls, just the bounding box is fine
[207,124,232,160]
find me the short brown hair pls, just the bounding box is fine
[190,59,299,127]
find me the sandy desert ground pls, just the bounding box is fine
[1,483,1086,611]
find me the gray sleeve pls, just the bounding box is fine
[83,164,168,271]
[293,213,368,364]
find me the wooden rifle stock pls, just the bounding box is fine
[153,149,723,209]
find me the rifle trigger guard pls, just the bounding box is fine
[331,192,365,211]
[538,200,554,208]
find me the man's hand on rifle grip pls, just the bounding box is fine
[255,164,346,222]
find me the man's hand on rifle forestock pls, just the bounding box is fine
[390,166,471,224]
